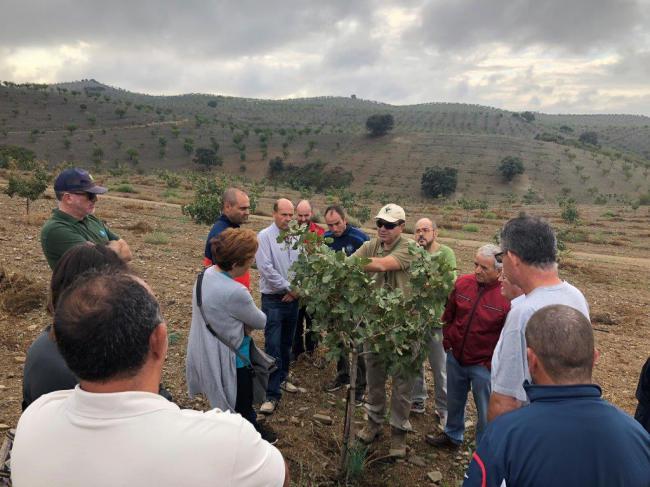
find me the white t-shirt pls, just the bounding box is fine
[11,387,285,487]
[491,281,589,402]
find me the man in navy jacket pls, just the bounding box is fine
[464,304,650,487]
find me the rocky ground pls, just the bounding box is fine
[1,190,648,486]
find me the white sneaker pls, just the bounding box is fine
[259,400,277,414]
[281,381,298,393]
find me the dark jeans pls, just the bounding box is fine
[235,366,258,428]
[336,344,367,398]
[292,306,318,357]
[262,294,299,401]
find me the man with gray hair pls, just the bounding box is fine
[488,215,589,421]
[426,244,511,449]
[465,305,650,487]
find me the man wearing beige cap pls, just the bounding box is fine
[353,203,417,458]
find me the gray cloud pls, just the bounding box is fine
[1,0,650,114]
[411,0,645,53]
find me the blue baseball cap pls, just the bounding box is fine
[54,168,107,194]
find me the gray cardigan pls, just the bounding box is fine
[186,267,266,411]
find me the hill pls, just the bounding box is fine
[1,79,649,204]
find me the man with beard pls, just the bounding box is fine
[410,218,456,426]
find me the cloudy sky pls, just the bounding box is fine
[2,0,650,115]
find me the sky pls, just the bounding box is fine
[2,0,650,115]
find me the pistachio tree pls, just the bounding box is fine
[279,222,455,476]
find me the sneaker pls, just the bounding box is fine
[389,427,408,458]
[425,431,460,450]
[356,420,383,444]
[281,381,299,393]
[411,401,426,414]
[325,378,348,392]
[258,424,278,445]
[259,399,277,415]
[354,396,365,407]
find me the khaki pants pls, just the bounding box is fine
[364,346,415,432]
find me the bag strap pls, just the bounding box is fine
[196,270,251,367]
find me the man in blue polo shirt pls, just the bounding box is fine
[203,188,251,288]
[323,205,369,400]
[464,304,650,487]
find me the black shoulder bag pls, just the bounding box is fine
[195,270,277,406]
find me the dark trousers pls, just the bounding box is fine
[262,294,299,401]
[292,306,318,357]
[235,367,258,428]
[336,344,367,398]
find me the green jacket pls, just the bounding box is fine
[41,209,119,270]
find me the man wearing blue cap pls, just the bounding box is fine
[41,168,132,269]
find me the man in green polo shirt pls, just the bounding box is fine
[353,203,417,458]
[41,168,132,270]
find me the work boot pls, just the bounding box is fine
[356,419,383,444]
[389,427,408,458]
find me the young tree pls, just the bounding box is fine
[4,167,49,214]
[182,177,227,225]
[421,166,458,198]
[499,156,525,181]
[281,223,455,477]
[366,114,394,136]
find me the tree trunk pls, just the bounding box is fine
[339,348,358,477]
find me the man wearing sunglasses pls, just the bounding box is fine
[354,203,417,458]
[41,168,132,270]
[488,215,589,421]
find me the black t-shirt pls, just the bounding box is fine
[22,326,77,410]
[635,357,650,433]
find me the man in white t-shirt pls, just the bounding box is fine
[11,270,288,487]
[488,215,589,421]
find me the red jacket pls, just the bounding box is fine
[442,274,510,369]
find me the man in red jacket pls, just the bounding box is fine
[426,244,511,449]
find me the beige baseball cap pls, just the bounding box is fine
[375,203,406,223]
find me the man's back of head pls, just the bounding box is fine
[525,305,595,385]
[500,214,557,268]
[54,270,163,383]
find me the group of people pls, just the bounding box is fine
[7,167,650,486]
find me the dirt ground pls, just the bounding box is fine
[0,188,648,486]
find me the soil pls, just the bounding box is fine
[0,187,648,486]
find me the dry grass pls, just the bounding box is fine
[0,268,45,314]
[126,221,154,234]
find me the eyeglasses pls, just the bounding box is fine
[376,220,400,230]
[494,251,504,263]
[67,192,97,202]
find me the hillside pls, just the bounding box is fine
[1,79,649,204]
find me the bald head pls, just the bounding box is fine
[222,188,250,224]
[414,217,439,251]
[296,200,313,225]
[526,305,594,384]
[273,198,294,230]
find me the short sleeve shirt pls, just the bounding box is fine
[491,281,589,402]
[41,209,119,269]
[353,235,416,296]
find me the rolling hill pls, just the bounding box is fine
[1,79,648,204]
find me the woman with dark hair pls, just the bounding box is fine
[22,243,127,410]
[186,228,277,443]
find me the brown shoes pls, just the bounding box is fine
[425,432,461,450]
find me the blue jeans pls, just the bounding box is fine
[262,294,299,401]
[444,352,491,445]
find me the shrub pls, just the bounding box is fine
[183,177,227,225]
[499,156,525,181]
[421,166,458,198]
[144,231,170,245]
[4,166,49,214]
[462,224,479,232]
[0,144,37,169]
[113,183,136,193]
[366,114,394,136]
